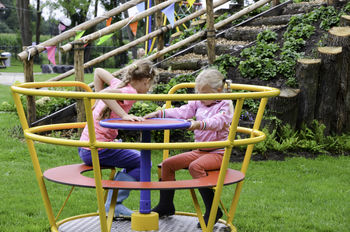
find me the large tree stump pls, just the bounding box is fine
[317,47,343,134]
[328,27,350,132]
[340,15,350,27]
[296,58,321,128]
[268,88,300,129]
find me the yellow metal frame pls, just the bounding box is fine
[11,81,279,232]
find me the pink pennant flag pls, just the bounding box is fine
[162,3,175,28]
[46,46,56,65]
[58,23,66,32]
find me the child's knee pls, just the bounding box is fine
[188,162,206,179]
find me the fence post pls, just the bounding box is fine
[23,46,36,125]
[73,42,86,130]
[155,0,164,62]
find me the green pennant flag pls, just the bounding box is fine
[97,33,114,45]
[75,30,85,40]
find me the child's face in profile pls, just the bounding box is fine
[197,84,222,106]
[137,77,153,94]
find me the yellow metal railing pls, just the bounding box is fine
[11,81,279,232]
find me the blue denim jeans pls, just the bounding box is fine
[78,147,141,181]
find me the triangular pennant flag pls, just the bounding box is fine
[129,22,138,36]
[106,17,112,26]
[75,30,85,40]
[97,33,114,45]
[58,23,66,32]
[187,0,195,8]
[46,46,56,65]
[161,3,175,28]
[136,2,145,12]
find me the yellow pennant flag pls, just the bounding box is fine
[97,33,114,45]
[75,30,85,40]
[187,0,195,8]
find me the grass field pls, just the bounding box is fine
[0,71,349,231]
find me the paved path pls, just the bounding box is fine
[0,72,25,85]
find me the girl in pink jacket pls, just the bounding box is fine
[144,68,233,227]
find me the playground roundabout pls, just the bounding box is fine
[11,81,279,232]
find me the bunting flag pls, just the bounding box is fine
[187,0,196,8]
[136,2,145,12]
[106,17,112,26]
[97,33,114,45]
[45,46,56,65]
[129,22,138,36]
[75,30,85,40]
[58,23,66,32]
[162,3,175,28]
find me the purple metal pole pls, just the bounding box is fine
[140,130,151,214]
[148,0,152,52]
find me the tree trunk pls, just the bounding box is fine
[35,0,41,45]
[328,27,350,132]
[206,0,216,64]
[155,0,164,62]
[340,15,350,27]
[16,0,32,46]
[268,88,300,130]
[23,54,36,125]
[296,58,321,128]
[316,46,343,134]
[73,42,86,130]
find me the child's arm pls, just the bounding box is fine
[94,68,115,92]
[101,88,144,121]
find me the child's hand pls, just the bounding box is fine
[143,111,159,119]
[122,114,145,121]
[187,119,200,131]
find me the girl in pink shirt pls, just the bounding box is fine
[144,68,233,227]
[79,59,156,218]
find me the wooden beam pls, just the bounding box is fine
[17,0,145,61]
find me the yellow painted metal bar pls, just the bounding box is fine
[206,99,245,232]
[226,97,269,225]
[11,82,280,101]
[190,189,206,229]
[145,0,150,52]
[107,189,118,231]
[104,169,116,202]
[83,97,108,232]
[55,186,75,221]
[11,90,59,231]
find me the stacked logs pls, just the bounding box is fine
[296,18,350,134]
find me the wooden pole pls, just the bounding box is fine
[49,0,230,82]
[296,58,321,128]
[155,0,164,61]
[112,0,272,77]
[206,0,216,64]
[60,0,180,53]
[23,52,36,126]
[73,42,86,127]
[17,0,145,61]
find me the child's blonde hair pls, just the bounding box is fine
[195,68,227,93]
[99,59,156,119]
[118,59,157,88]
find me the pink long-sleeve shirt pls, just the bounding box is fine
[159,100,233,153]
[80,78,137,143]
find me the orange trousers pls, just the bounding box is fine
[161,150,223,180]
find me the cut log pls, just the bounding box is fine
[328,27,350,132]
[340,15,350,27]
[296,58,321,128]
[317,46,342,134]
[268,88,300,129]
